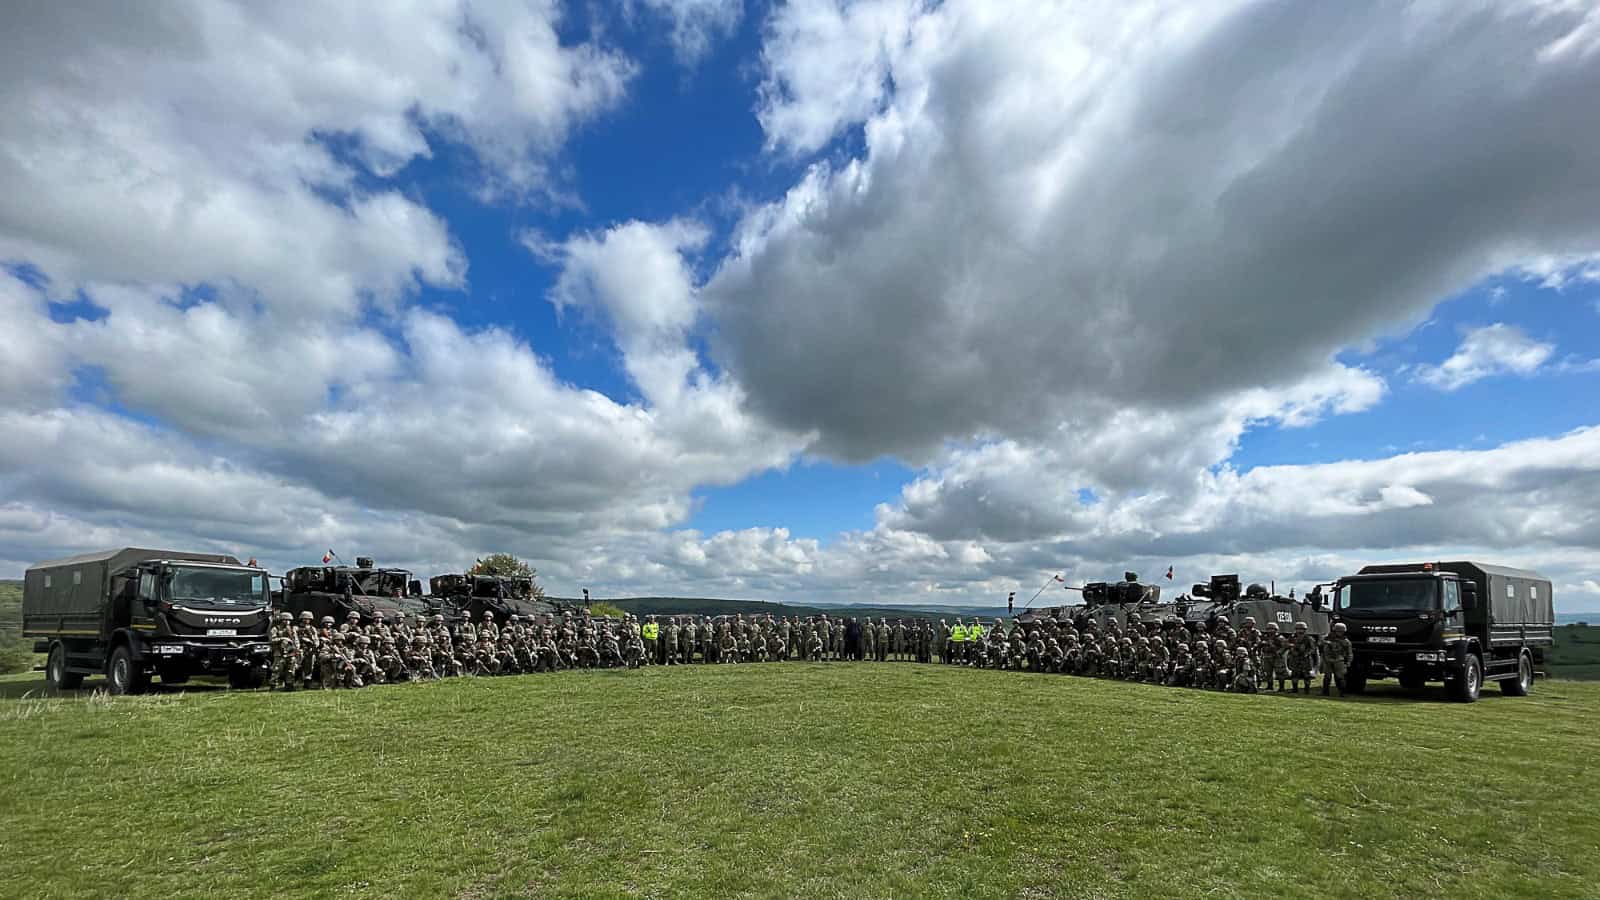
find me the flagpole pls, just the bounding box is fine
[1021,575,1059,611]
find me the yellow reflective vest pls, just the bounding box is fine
[969,624,985,641]
[950,624,967,642]
[641,623,659,641]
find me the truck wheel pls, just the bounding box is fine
[46,644,84,690]
[106,645,149,696]
[1344,669,1366,695]
[1501,652,1533,697]
[228,667,263,690]
[1449,654,1481,703]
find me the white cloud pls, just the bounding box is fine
[639,0,745,66]
[1411,323,1555,390]
[711,0,1600,462]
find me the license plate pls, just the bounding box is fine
[207,628,237,637]
[1367,636,1395,644]
[158,645,185,655]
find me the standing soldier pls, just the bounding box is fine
[1322,622,1355,696]
[662,617,680,666]
[1286,622,1319,693]
[293,611,320,688]
[642,615,659,665]
[269,611,299,691]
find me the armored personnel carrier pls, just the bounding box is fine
[1178,574,1331,634]
[1023,572,1169,629]
[427,573,558,624]
[277,556,429,624]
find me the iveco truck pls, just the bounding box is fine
[24,548,272,695]
[1331,561,1553,702]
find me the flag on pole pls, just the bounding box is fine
[1165,566,1174,581]
[322,549,336,564]
[1053,574,1065,582]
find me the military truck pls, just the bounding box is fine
[277,556,429,625]
[1181,574,1330,634]
[427,573,556,624]
[1332,561,1553,702]
[23,548,272,694]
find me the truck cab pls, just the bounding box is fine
[1332,561,1552,702]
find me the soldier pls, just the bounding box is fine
[293,611,320,687]
[478,610,499,645]
[1322,622,1354,696]
[377,637,407,683]
[863,617,877,662]
[495,634,519,674]
[1231,647,1257,693]
[405,635,437,680]
[269,611,299,691]
[1286,622,1319,693]
[641,615,659,665]
[599,629,623,668]
[351,634,383,685]
[624,627,646,669]
[662,617,680,666]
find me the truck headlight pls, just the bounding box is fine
[1415,651,1440,662]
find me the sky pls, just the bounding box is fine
[2,0,1599,612]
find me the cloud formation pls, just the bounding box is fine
[1411,323,1555,390]
[712,0,1600,462]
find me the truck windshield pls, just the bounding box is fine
[1336,578,1438,614]
[169,567,268,606]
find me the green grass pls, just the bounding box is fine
[1,665,1597,899]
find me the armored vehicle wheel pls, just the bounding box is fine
[106,645,149,696]
[1501,652,1533,697]
[1449,654,1481,703]
[46,644,84,690]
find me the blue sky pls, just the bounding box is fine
[2,0,1599,611]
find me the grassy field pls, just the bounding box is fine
[1,665,1597,899]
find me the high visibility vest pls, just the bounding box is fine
[950,625,967,642]
[969,625,985,641]
[641,623,659,640]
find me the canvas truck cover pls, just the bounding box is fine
[24,548,243,635]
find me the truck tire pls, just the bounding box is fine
[1501,651,1533,697]
[46,644,84,690]
[1344,664,1367,695]
[1449,654,1481,703]
[106,645,149,696]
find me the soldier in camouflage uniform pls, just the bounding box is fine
[1286,622,1319,693]
[1231,647,1257,693]
[1321,622,1354,696]
[293,611,320,687]
[405,635,437,680]
[269,611,299,691]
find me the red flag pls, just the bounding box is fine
[322,549,334,564]
[1053,574,1065,582]
[1165,566,1174,580]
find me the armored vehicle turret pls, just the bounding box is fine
[277,556,429,625]
[427,573,557,624]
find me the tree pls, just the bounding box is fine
[468,553,546,600]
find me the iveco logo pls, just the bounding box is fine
[1365,626,1398,633]
[206,617,244,625]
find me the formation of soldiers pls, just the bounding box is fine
[268,607,1357,696]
